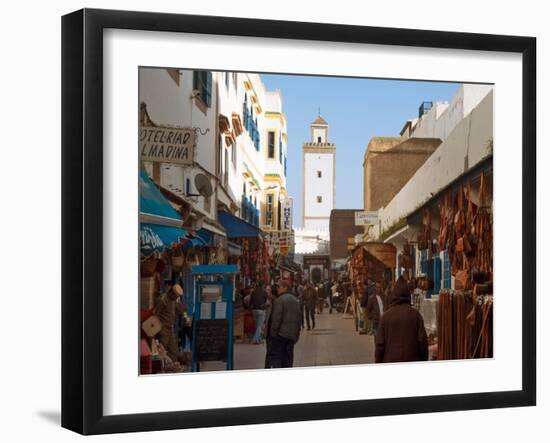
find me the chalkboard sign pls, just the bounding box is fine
[194,319,229,362]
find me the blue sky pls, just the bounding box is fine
[261,73,460,224]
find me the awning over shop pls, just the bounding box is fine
[182,232,207,249]
[140,223,189,255]
[217,210,262,238]
[139,170,192,256]
[139,169,182,225]
[196,228,213,245]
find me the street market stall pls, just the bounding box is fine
[411,169,494,360]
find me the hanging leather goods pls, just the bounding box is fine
[479,172,486,208]
[456,237,465,253]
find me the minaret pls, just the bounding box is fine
[302,114,336,233]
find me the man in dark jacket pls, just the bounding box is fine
[270,279,302,368]
[375,277,428,363]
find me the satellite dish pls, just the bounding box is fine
[194,173,213,198]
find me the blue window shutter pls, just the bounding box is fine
[433,257,442,294]
[193,71,200,91]
[411,245,416,278]
[443,250,451,289]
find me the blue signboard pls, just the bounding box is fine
[190,265,238,371]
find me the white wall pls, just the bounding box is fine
[303,152,334,225]
[378,90,493,234]
[411,84,493,141]
[139,68,218,219]
[2,1,547,443]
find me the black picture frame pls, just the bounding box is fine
[62,8,536,435]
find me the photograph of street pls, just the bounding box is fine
[138,67,493,374]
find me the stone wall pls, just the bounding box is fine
[363,137,442,212]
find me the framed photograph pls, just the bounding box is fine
[62,8,536,435]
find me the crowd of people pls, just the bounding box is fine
[240,273,429,368]
[240,275,354,369]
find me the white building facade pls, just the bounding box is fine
[139,68,292,252]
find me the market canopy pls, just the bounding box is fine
[139,169,195,256]
[140,223,188,255]
[139,168,182,223]
[217,210,262,238]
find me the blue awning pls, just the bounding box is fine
[139,169,182,222]
[196,228,214,246]
[182,232,207,249]
[217,211,262,238]
[140,223,189,255]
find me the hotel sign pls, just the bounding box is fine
[139,126,195,165]
[355,210,378,226]
[282,198,293,231]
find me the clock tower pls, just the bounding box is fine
[302,115,336,233]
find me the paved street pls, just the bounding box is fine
[235,310,375,370]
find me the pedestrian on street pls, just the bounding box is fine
[296,282,306,329]
[270,279,302,368]
[317,283,326,314]
[155,283,186,363]
[366,282,385,337]
[250,281,268,344]
[359,279,374,334]
[375,277,429,363]
[381,277,393,307]
[263,285,277,368]
[322,279,331,314]
[303,282,317,330]
[330,280,340,314]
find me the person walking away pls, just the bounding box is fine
[317,284,325,314]
[296,283,306,329]
[155,284,186,363]
[270,279,302,368]
[242,286,255,342]
[359,279,374,334]
[263,285,276,368]
[367,283,385,337]
[381,279,392,307]
[324,279,333,314]
[250,281,268,344]
[375,277,429,363]
[303,283,317,330]
[330,280,340,314]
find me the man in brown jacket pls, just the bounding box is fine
[375,277,428,363]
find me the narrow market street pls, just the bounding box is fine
[235,311,374,370]
[137,69,494,376]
